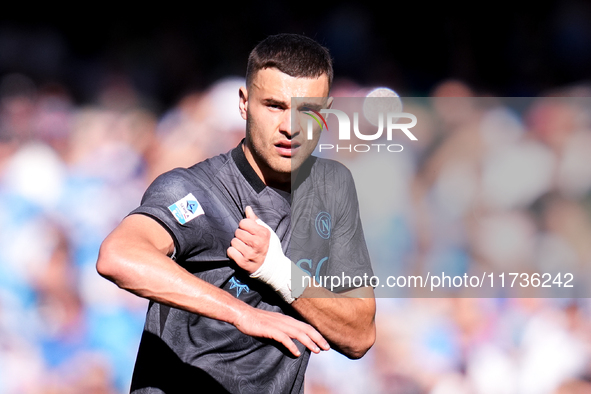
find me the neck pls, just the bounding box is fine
[242,143,292,192]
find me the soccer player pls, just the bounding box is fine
[97,33,375,394]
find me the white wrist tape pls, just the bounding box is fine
[249,219,307,304]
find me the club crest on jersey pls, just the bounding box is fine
[315,211,331,239]
[168,193,204,224]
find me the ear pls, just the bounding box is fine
[239,86,248,120]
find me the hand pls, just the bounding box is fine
[228,206,306,304]
[227,206,270,274]
[234,305,330,357]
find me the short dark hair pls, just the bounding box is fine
[246,34,333,90]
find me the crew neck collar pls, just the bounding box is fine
[232,141,296,202]
[231,141,267,194]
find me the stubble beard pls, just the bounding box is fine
[245,127,292,188]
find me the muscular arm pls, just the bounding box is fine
[228,207,376,359]
[291,285,375,359]
[96,214,329,357]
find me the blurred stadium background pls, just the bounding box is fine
[2,2,591,393]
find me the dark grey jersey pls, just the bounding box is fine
[290,156,373,292]
[129,143,372,394]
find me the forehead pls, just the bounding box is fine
[249,68,330,101]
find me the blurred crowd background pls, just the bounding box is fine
[307,87,591,394]
[2,2,591,393]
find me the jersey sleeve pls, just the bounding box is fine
[128,168,208,261]
[325,163,374,290]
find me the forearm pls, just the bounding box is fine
[291,286,376,359]
[97,230,246,326]
[229,208,376,358]
[97,215,329,357]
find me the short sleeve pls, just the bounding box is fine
[290,158,374,293]
[325,163,374,287]
[129,168,216,261]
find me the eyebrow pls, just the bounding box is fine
[298,103,324,112]
[262,98,289,109]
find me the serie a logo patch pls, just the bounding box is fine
[168,193,204,224]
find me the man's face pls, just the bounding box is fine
[239,68,331,185]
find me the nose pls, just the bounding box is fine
[279,108,293,138]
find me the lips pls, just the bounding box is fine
[275,141,301,157]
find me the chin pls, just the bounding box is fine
[266,151,311,176]
[273,163,296,176]
[286,157,306,173]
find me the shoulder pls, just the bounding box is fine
[142,149,234,203]
[312,156,348,171]
[308,157,361,217]
[308,156,355,186]
[186,148,235,180]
